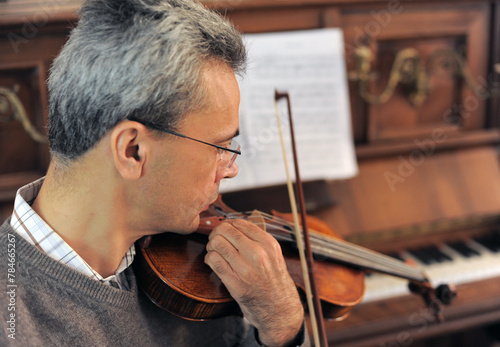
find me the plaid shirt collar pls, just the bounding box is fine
[10,177,135,290]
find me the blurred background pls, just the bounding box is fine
[1,0,500,345]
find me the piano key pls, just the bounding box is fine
[407,245,453,265]
[361,235,500,303]
[407,247,434,265]
[473,231,500,252]
[446,240,481,257]
[428,245,453,262]
[386,251,405,262]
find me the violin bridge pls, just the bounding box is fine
[247,210,267,232]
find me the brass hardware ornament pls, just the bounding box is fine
[0,85,48,144]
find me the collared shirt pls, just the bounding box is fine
[10,177,135,290]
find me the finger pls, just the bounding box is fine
[205,230,250,275]
[208,220,247,245]
[205,235,251,295]
[207,222,278,282]
[209,222,270,265]
[227,219,284,263]
[206,231,240,261]
[204,246,234,278]
[211,219,276,251]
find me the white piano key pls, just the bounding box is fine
[361,239,500,304]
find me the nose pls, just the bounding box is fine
[216,161,239,182]
[226,161,238,178]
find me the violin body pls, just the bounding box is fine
[276,212,365,320]
[135,230,240,321]
[134,197,364,321]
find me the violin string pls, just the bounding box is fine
[308,240,426,281]
[224,211,426,281]
[226,210,392,266]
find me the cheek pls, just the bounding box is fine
[161,141,219,199]
[191,157,219,189]
[174,153,219,198]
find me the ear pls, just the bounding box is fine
[110,121,151,180]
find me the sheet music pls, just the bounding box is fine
[220,29,358,193]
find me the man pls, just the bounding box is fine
[0,0,309,346]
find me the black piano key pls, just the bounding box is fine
[492,231,500,250]
[407,245,452,265]
[408,247,435,265]
[428,245,453,262]
[446,240,481,258]
[473,231,500,253]
[386,251,405,262]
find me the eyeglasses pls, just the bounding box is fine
[128,118,241,168]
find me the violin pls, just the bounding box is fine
[134,196,456,322]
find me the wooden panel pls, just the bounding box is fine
[488,2,500,128]
[313,145,500,242]
[0,63,49,201]
[0,0,80,26]
[342,3,490,143]
[324,276,500,346]
[226,7,323,33]
[0,16,69,203]
[0,64,47,174]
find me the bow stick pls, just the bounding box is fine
[274,90,329,347]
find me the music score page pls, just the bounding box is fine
[219,29,358,193]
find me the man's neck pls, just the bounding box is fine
[32,161,136,278]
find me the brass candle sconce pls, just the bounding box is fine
[348,44,485,107]
[0,85,48,144]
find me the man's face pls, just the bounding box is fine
[144,62,240,234]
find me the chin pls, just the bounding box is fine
[169,214,200,235]
[188,214,201,232]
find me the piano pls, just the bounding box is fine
[223,145,500,346]
[1,0,500,346]
[323,233,500,347]
[362,230,500,304]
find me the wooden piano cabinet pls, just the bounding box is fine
[322,276,500,347]
[341,3,491,143]
[312,145,500,245]
[0,64,49,198]
[2,0,500,346]
[0,3,78,221]
[219,1,500,345]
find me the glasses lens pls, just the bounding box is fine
[227,140,241,168]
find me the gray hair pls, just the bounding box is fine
[47,0,246,161]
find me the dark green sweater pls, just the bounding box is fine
[0,220,307,346]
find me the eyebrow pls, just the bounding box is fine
[220,129,240,143]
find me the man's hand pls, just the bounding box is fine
[205,219,304,347]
